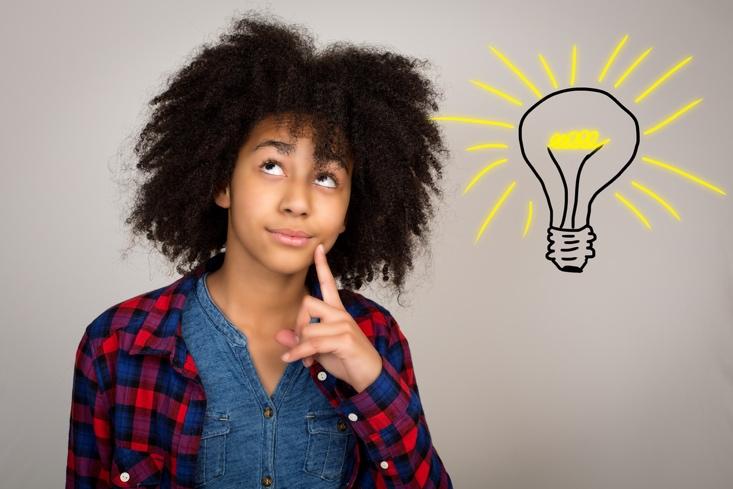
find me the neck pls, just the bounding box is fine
[204,248,310,337]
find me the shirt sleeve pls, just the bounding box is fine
[66,330,113,488]
[334,312,454,488]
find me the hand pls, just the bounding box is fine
[274,243,383,393]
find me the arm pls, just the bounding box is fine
[66,330,112,488]
[335,313,453,488]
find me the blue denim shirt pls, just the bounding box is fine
[181,271,356,488]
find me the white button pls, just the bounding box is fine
[347,412,358,421]
[317,371,327,381]
[119,472,130,482]
[380,460,389,469]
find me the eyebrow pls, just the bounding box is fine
[253,139,350,173]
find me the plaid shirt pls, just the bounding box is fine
[66,252,453,488]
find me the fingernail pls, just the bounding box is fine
[281,353,290,361]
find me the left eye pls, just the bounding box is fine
[260,160,338,188]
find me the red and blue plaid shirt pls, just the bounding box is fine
[66,251,453,488]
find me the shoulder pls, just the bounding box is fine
[338,288,403,344]
[78,275,190,357]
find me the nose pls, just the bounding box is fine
[280,177,311,216]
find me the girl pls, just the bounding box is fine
[66,10,452,489]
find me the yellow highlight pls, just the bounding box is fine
[430,116,514,129]
[598,34,629,82]
[635,56,693,103]
[614,47,653,88]
[488,45,542,98]
[641,156,727,195]
[466,143,509,151]
[538,54,558,89]
[570,45,577,86]
[615,192,652,229]
[522,200,533,238]
[631,181,681,220]
[548,130,610,150]
[463,159,509,195]
[469,80,523,106]
[643,98,702,135]
[474,181,517,244]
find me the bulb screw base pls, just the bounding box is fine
[546,225,597,273]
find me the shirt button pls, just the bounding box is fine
[337,419,347,431]
[380,460,389,469]
[119,472,130,482]
[261,475,273,486]
[263,406,273,418]
[347,412,358,421]
[317,371,327,381]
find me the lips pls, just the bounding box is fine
[268,227,313,238]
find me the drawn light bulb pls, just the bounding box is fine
[518,88,640,272]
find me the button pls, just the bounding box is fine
[347,413,358,421]
[380,460,389,469]
[337,419,347,431]
[119,472,130,482]
[261,475,273,486]
[317,371,327,381]
[263,406,273,418]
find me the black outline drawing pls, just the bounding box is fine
[518,87,640,273]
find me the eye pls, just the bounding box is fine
[314,172,339,189]
[260,159,285,176]
[259,159,339,189]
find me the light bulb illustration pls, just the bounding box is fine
[518,87,639,272]
[431,36,727,273]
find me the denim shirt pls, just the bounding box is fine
[181,271,356,488]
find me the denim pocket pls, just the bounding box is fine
[194,411,230,487]
[303,409,353,482]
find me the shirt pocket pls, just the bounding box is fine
[194,411,231,487]
[110,446,165,488]
[303,409,354,482]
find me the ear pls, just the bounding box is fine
[214,185,231,209]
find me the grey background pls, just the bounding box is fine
[1,0,732,487]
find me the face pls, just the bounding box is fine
[214,114,353,276]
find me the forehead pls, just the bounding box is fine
[246,115,352,173]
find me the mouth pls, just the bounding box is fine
[267,228,313,247]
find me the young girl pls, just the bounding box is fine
[66,11,452,489]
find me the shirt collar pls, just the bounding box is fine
[128,250,323,360]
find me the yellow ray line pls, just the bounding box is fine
[463,159,509,195]
[466,143,509,151]
[615,192,652,229]
[469,80,523,106]
[643,98,702,136]
[598,34,629,82]
[641,156,727,195]
[631,181,681,220]
[614,47,653,89]
[522,200,533,237]
[635,56,693,103]
[538,54,558,89]
[474,181,517,244]
[488,45,542,98]
[570,45,577,86]
[430,116,515,129]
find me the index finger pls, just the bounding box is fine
[314,243,344,309]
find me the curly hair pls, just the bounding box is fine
[120,9,449,302]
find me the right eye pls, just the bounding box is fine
[260,159,285,176]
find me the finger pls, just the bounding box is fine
[274,328,299,348]
[298,321,350,341]
[314,243,344,310]
[281,334,344,363]
[293,297,313,342]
